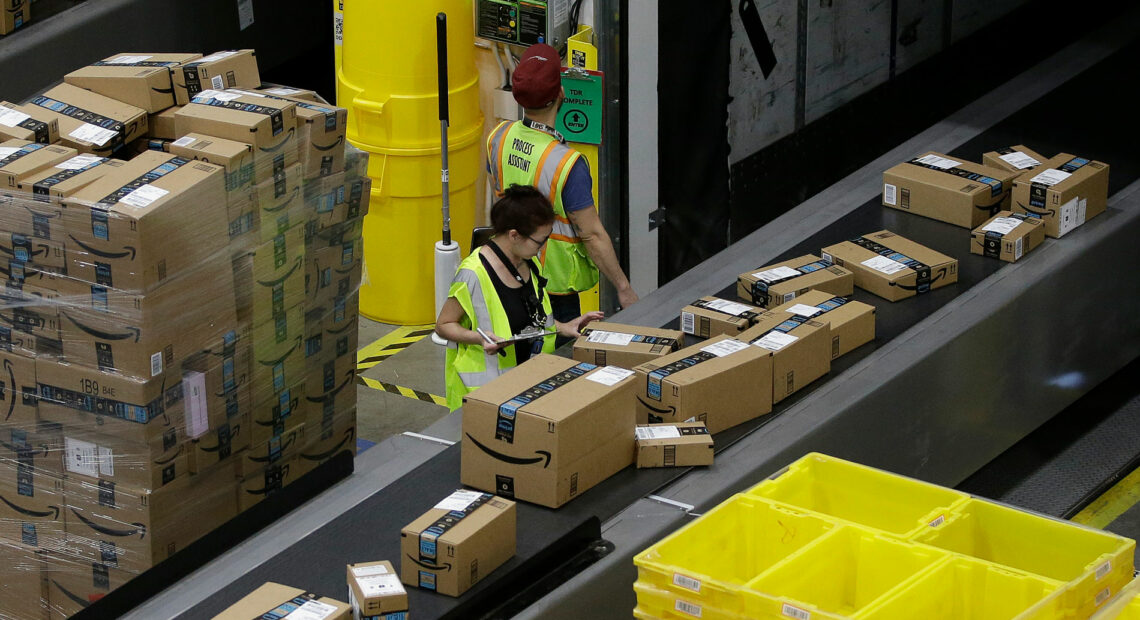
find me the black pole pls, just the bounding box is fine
[436,12,451,245]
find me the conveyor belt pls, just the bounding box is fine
[118,9,1140,620]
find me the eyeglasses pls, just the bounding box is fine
[525,233,549,247]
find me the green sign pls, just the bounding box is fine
[557,69,603,145]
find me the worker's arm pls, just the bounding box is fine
[567,205,639,308]
[435,297,506,354]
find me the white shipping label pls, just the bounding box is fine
[586,330,635,347]
[862,255,909,275]
[69,123,118,147]
[883,183,897,206]
[435,489,485,512]
[1057,198,1080,237]
[106,55,153,64]
[150,352,163,377]
[680,311,695,335]
[0,146,21,159]
[674,600,702,618]
[1096,561,1112,580]
[172,136,196,147]
[120,184,169,208]
[198,50,239,64]
[785,304,822,318]
[636,426,682,441]
[915,154,961,169]
[1029,168,1072,187]
[334,13,344,46]
[704,299,754,316]
[999,151,1041,169]
[585,366,635,387]
[1015,236,1024,260]
[284,600,339,620]
[0,108,31,128]
[55,155,104,170]
[672,573,701,592]
[268,87,303,96]
[351,564,390,578]
[753,331,798,351]
[821,252,833,264]
[782,603,812,620]
[782,292,796,304]
[700,339,750,358]
[98,446,114,476]
[210,75,226,90]
[1077,198,1088,226]
[183,371,209,439]
[65,437,101,478]
[357,573,406,598]
[753,266,801,283]
[981,217,1022,236]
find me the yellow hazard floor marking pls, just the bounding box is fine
[1071,466,1140,530]
[356,324,435,371]
[357,375,447,408]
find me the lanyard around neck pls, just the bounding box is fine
[487,240,547,304]
[521,117,565,144]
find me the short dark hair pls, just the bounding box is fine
[490,184,555,237]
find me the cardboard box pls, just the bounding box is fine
[1010,153,1110,238]
[63,462,239,574]
[188,413,251,474]
[982,145,1050,174]
[308,175,371,230]
[400,490,516,596]
[736,309,831,405]
[679,296,763,339]
[0,349,37,426]
[63,151,229,292]
[236,418,307,478]
[348,560,408,619]
[763,290,875,360]
[228,89,347,179]
[821,230,958,302]
[0,322,38,359]
[1,0,28,36]
[64,53,203,114]
[882,152,1016,228]
[2,284,62,347]
[237,454,304,511]
[234,233,307,326]
[632,335,773,433]
[249,382,305,447]
[42,553,132,616]
[301,357,355,451]
[257,85,323,102]
[297,406,356,469]
[174,92,298,174]
[0,100,60,144]
[148,105,181,140]
[17,155,128,208]
[0,232,66,272]
[306,242,363,310]
[212,582,351,620]
[26,83,148,154]
[304,305,359,370]
[572,322,684,368]
[344,143,369,181]
[461,354,637,508]
[736,254,854,308]
[249,302,306,403]
[970,211,1046,263]
[0,540,48,620]
[172,49,262,106]
[167,132,255,195]
[255,162,304,240]
[0,457,65,548]
[635,422,714,468]
[54,424,191,490]
[1,419,66,479]
[1,140,79,188]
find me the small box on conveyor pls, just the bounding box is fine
[635,422,714,469]
[763,289,875,360]
[213,582,351,620]
[882,152,1016,228]
[982,145,1049,174]
[679,297,763,339]
[347,560,408,619]
[573,322,684,368]
[970,211,1046,263]
[736,254,854,308]
[1010,153,1109,238]
[821,230,958,302]
[737,307,831,404]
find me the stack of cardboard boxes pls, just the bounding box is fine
[1,0,29,36]
[0,50,364,618]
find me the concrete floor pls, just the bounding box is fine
[353,316,451,445]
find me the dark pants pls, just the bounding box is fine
[549,293,581,348]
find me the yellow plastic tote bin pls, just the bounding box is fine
[747,453,969,537]
[634,495,834,612]
[744,525,947,619]
[634,581,749,620]
[913,498,1135,618]
[1092,576,1140,619]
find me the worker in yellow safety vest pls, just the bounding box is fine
[436,185,604,410]
[486,43,637,345]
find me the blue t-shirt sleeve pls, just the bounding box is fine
[561,157,595,213]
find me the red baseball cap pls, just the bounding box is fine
[511,43,562,109]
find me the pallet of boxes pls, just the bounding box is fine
[0,50,366,618]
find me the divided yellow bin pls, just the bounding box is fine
[1093,577,1140,619]
[634,582,748,620]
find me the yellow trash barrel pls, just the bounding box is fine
[338,0,482,324]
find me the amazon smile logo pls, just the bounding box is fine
[257,336,302,367]
[465,433,551,468]
[1017,201,1054,217]
[68,235,137,260]
[61,311,140,342]
[52,581,90,609]
[3,360,14,421]
[300,428,355,462]
[70,508,146,539]
[0,494,59,519]
[313,136,344,152]
[637,396,676,416]
[889,267,948,291]
[259,128,296,153]
[263,186,301,213]
[405,554,451,572]
[256,256,302,287]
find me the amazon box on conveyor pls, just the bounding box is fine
[0,101,59,144]
[573,322,684,368]
[738,308,831,404]
[982,145,1050,174]
[970,211,1046,262]
[761,290,875,360]
[736,254,854,308]
[1010,153,1110,238]
[64,53,203,113]
[461,354,637,508]
[635,422,713,469]
[174,90,298,177]
[212,582,351,620]
[632,335,772,434]
[400,489,516,597]
[62,150,229,292]
[347,560,408,619]
[171,49,262,106]
[821,231,958,302]
[679,297,762,339]
[26,83,148,155]
[882,152,1016,228]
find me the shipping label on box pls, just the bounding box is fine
[572,322,684,369]
[172,50,261,106]
[1011,153,1110,238]
[0,101,59,144]
[738,309,832,404]
[17,155,126,208]
[679,296,763,339]
[970,211,1046,263]
[982,145,1049,174]
[211,582,352,620]
[633,335,773,433]
[461,354,637,508]
[763,290,875,360]
[0,459,65,548]
[57,425,190,490]
[635,422,714,469]
[822,230,958,302]
[882,152,1017,228]
[1,140,79,188]
[64,53,203,113]
[400,491,516,597]
[27,83,148,154]
[737,254,855,308]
